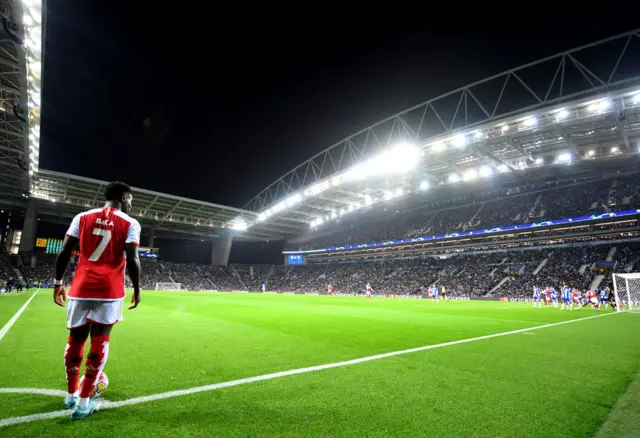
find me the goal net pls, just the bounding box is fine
[155,282,181,291]
[612,273,640,312]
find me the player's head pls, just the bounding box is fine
[104,181,133,213]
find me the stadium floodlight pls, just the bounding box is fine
[431,141,445,152]
[473,130,483,139]
[534,157,544,165]
[497,164,510,173]
[364,194,373,206]
[479,165,493,177]
[501,124,509,133]
[611,146,619,153]
[368,142,421,175]
[451,135,466,147]
[463,169,477,181]
[448,173,460,183]
[522,117,536,128]
[419,181,429,191]
[633,93,640,104]
[612,273,640,311]
[228,218,248,231]
[23,0,44,176]
[395,187,403,197]
[587,150,595,157]
[556,152,571,163]
[384,190,393,200]
[556,109,569,121]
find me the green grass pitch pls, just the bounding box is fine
[1,290,640,437]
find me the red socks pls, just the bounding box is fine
[79,335,110,398]
[64,336,86,394]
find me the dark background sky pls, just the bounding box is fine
[40,6,637,210]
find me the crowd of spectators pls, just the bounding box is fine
[289,173,640,251]
[12,241,639,300]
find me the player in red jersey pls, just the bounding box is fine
[365,283,372,300]
[544,288,551,307]
[327,284,333,296]
[585,289,600,309]
[53,182,141,420]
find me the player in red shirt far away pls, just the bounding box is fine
[53,181,142,420]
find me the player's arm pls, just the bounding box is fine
[53,234,79,307]
[124,218,142,309]
[125,243,141,309]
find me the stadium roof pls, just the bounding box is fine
[241,29,640,238]
[4,20,640,243]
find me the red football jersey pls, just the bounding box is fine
[66,207,141,300]
[328,284,332,292]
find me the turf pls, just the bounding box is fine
[1,290,639,437]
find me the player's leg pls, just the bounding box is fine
[64,299,92,409]
[64,324,90,408]
[73,299,122,420]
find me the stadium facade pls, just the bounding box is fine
[1,10,640,278]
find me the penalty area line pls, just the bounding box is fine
[0,310,621,428]
[0,289,39,343]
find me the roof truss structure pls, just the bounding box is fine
[243,30,640,237]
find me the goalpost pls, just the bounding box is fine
[155,282,181,291]
[612,273,640,312]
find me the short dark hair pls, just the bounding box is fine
[104,181,132,202]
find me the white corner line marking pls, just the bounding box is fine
[0,311,621,428]
[0,388,68,397]
[0,289,39,343]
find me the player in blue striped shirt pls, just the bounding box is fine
[561,285,573,311]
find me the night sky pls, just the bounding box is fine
[39,5,637,209]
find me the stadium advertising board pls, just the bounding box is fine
[286,254,304,265]
[283,210,640,255]
[138,247,159,258]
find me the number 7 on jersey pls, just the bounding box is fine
[89,228,112,261]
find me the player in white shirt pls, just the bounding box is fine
[365,283,372,300]
[431,286,439,304]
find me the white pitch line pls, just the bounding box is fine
[0,289,38,343]
[0,311,621,428]
[0,388,68,397]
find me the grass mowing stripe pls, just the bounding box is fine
[0,310,620,428]
[0,289,39,343]
[596,370,640,438]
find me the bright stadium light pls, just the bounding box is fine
[451,135,466,147]
[479,165,493,177]
[556,109,569,121]
[497,164,510,173]
[448,173,460,183]
[633,93,640,104]
[522,117,536,128]
[556,152,571,163]
[535,157,544,165]
[463,169,477,181]
[419,181,429,191]
[230,220,248,231]
[23,0,44,177]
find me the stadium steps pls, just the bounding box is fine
[229,265,248,290]
[606,246,617,262]
[532,257,549,275]
[488,277,510,295]
[590,274,605,290]
[526,194,543,222]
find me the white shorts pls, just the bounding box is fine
[66,299,124,329]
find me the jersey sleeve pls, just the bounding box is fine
[126,219,142,245]
[66,213,82,238]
